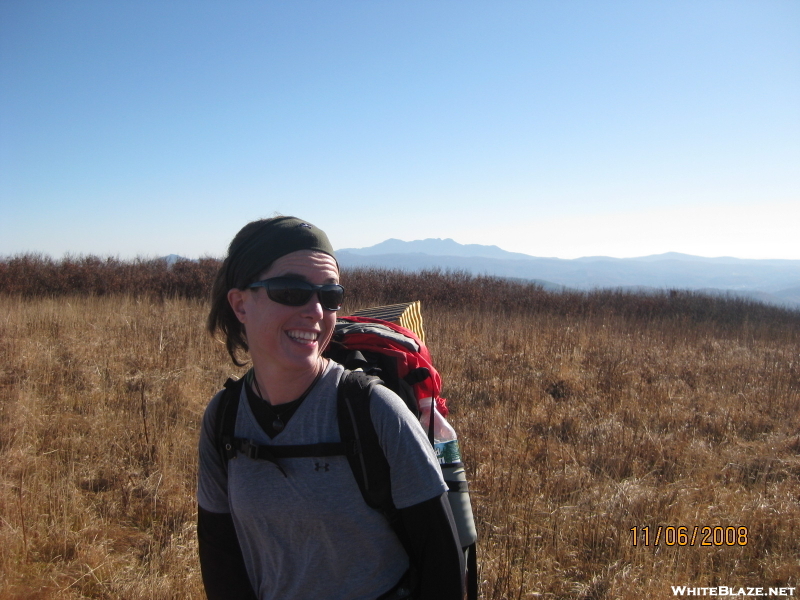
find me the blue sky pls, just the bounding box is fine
[1,1,798,260]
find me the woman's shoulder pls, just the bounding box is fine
[201,382,239,432]
[324,358,345,379]
[368,382,410,414]
[366,383,428,442]
[364,381,447,506]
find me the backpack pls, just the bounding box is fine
[214,316,478,600]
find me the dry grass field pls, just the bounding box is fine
[1,265,799,599]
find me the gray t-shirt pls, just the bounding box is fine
[197,361,447,600]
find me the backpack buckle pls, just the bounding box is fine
[241,439,259,460]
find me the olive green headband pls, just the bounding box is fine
[225,216,337,290]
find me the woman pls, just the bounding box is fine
[198,216,465,600]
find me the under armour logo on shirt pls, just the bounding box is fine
[314,462,330,472]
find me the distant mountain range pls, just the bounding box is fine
[337,239,800,308]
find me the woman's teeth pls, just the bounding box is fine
[287,330,318,342]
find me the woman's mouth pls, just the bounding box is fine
[286,330,319,344]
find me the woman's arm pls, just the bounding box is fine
[197,390,259,599]
[365,384,466,599]
[398,493,465,600]
[197,506,260,600]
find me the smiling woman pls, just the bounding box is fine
[226,249,340,403]
[198,216,464,600]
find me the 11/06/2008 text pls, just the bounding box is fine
[632,526,748,547]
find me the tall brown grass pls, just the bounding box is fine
[1,264,799,598]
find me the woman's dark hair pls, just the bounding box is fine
[207,216,337,366]
[207,220,267,366]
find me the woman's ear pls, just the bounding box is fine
[227,288,248,324]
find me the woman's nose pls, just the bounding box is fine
[299,293,325,318]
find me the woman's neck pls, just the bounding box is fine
[251,357,327,405]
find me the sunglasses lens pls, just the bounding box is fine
[319,286,344,311]
[266,280,314,306]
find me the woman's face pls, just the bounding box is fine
[228,249,339,379]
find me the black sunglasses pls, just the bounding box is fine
[248,277,344,311]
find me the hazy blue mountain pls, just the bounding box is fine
[336,239,800,308]
[338,238,535,260]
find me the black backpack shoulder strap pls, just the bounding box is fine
[337,370,415,553]
[216,376,245,465]
[337,370,393,511]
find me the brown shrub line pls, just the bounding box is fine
[3,255,799,337]
[0,254,219,299]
